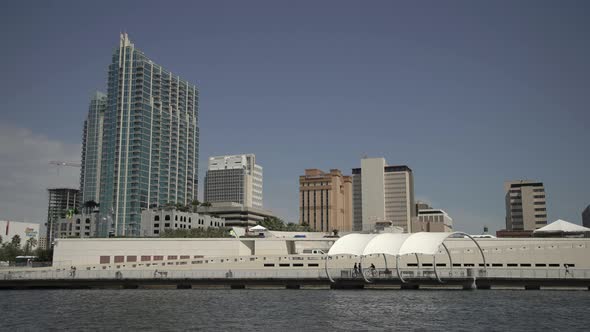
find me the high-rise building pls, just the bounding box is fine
[413,209,453,232]
[504,180,547,231]
[99,34,199,236]
[352,158,415,232]
[299,169,353,232]
[47,188,80,246]
[582,205,590,228]
[204,154,263,208]
[80,91,107,206]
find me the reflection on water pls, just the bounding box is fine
[1,289,589,331]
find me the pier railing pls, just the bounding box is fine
[1,267,589,281]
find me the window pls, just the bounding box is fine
[165,215,170,221]
[520,263,531,267]
[76,219,81,224]
[100,256,110,264]
[154,230,159,234]
[168,255,177,260]
[535,264,546,267]
[535,214,547,218]
[127,256,137,262]
[308,263,319,267]
[154,223,160,228]
[175,215,178,221]
[534,208,546,211]
[180,255,190,259]
[534,195,545,199]
[164,223,170,227]
[141,256,151,261]
[114,256,124,263]
[534,202,544,205]
[264,263,275,267]
[155,215,160,221]
[85,218,91,224]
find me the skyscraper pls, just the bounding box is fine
[352,158,416,232]
[504,180,547,231]
[299,169,353,232]
[582,205,590,228]
[80,91,107,205]
[204,154,263,208]
[47,188,80,246]
[98,34,199,236]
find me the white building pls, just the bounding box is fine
[352,158,415,232]
[56,213,100,239]
[413,209,453,232]
[140,209,225,237]
[204,154,263,208]
[0,220,40,247]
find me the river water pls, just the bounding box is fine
[1,289,589,331]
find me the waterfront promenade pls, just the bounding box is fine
[2,266,589,290]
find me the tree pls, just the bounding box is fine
[83,200,99,214]
[11,235,21,248]
[24,238,38,256]
[200,202,212,207]
[0,234,3,244]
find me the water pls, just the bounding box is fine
[1,289,589,331]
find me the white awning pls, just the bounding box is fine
[327,234,378,256]
[249,225,267,231]
[362,233,411,256]
[534,219,590,233]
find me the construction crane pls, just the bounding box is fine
[49,161,81,175]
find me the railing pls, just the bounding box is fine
[1,267,589,282]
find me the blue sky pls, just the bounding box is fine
[0,1,588,234]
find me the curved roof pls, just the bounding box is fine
[328,232,470,257]
[362,233,411,256]
[327,234,378,256]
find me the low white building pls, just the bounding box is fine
[0,220,40,247]
[413,209,453,232]
[140,209,226,237]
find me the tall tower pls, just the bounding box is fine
[204,154,263,208]
[80,91,107,206]
[504,180,547,231]
[352,157,415,232]
[99,34,199,236]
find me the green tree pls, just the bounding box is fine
[11,235,21,248]
[24,238,38,256]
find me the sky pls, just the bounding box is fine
[0,0,588,234]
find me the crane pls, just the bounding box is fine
[49,161,81,175]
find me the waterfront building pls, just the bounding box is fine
[80,91,107,206]
[56,212,100,239]
[412,209,453,232]
[140,209,225,237]
[352,158,415,232]
[98,33,200,237]
[583,205,590,228]
[504,180,547,231]
[47,188,80,246]
[204,154,263,208]
[299,169,353,232]
[0,220,40,247]
[197,202,274,227]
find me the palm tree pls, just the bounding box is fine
[24,238,38,255]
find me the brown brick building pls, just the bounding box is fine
[299,169,353,232]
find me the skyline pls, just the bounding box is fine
[1,1,589,234]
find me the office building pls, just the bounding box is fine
[56,213,100,239]
[412,209,453,232]
[198,202,274,227]
[299,169,353,232]
[352,158,415,232]
[204,154,263,208]
[140,209,225,237]
[80,91,107,206]
[47,188,81,246]
[98,33,200,236]
[504,180,547,231]
[583,205,590,228]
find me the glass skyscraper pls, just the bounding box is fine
[97,34,199,236]
[80,91,107,205]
